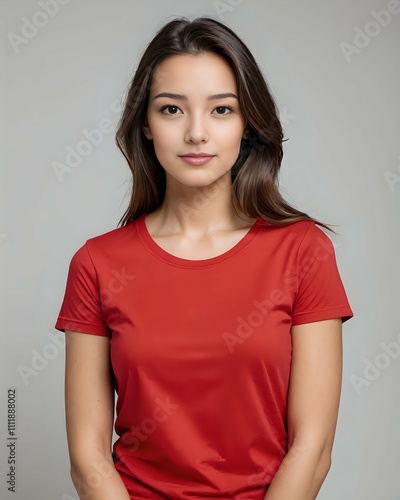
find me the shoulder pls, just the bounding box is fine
[87,221,137,249]
[257,217,332,249]
[86,216,143,251]
[71,218,141,266]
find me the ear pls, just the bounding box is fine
[142,122,153,140]
[242,125,250,140]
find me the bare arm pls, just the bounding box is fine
[65,330,131,500]
[264,318,343,499]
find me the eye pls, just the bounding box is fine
[212,106,234,115]
[160,105,182,115]
[159,104,234,115]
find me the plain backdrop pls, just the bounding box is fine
[1,0,399,499]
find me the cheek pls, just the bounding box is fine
[150,124,175,153]
[159,121,179,137]
[214,119,244,141]
[215,128,243,155]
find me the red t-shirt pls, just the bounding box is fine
[55,214,354,499]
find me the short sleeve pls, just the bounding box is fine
[291,223,354,326]
[54,242,111,336]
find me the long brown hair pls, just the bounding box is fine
[115,16,336,234]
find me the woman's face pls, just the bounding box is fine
[143,52,247,188]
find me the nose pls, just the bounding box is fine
[184,113,209,144]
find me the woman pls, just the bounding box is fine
[55,16,354,500]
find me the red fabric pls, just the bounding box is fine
[55,214,354,499]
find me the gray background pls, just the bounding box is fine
[1,0,399,498]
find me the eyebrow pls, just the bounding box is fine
[153,92,238,101]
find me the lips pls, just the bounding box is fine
[179,154,215,166]
[180,153,214,158]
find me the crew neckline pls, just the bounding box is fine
[137,213,265,268]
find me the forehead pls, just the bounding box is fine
[149,53,237,95]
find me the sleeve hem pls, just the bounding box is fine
[291,306,354,326]
[55,317,111,337]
